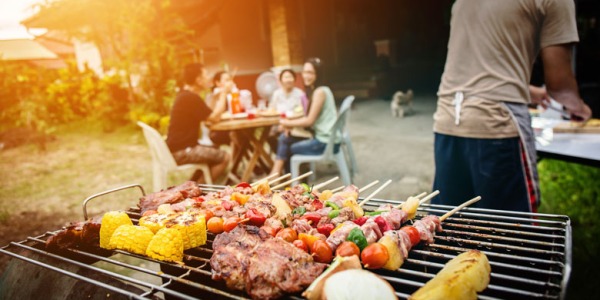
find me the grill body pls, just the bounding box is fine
[0,184,571,300]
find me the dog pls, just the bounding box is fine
[390,89,414,118]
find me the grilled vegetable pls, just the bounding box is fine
[231,192,250,205]
[271,193,292,218]
[99,211,133,249]
[409,250,491,300]
[107,225,154,255]
[379,235,404,270]
[322,269,396,300]
[146,227,184,262]
[253,181,271,195]
[335,241,360,257]
[346,228,368,251]
[298,233,319,250]
[361,243,389,269]
[319,190,333,201]
[303,255,362,300]
[311,240,333,263]
[342,198,364,218]
[276,228,298,243]
[207,217,224,234]
[163,212,207,250]
[139,213,174,233]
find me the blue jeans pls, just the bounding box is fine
[276,134,339,173]
[432,133,531,212]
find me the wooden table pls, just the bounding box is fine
[209,115,280,182]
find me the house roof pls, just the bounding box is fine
[0,39,58,61]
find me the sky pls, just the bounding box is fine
[0,0,44,40]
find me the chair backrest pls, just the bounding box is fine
[339,95,355,134]
[321,103,352,160]
[137,121,178,171]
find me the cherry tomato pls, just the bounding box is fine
[361,243,389,269]
[223,217,241,232]
[236,182,252,189]
[276,228,298,243]
[261,226,277,237]
[207,217,224,234]
[401,226,421,246]
[293,239,308,252]
[335,241,360,257]
[196,209,214,222]
[311,240,333,263]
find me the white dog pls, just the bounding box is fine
[390,89,414,118]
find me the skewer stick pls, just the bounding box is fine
[440,196,481,222]
[415,192,427,199]
[271,171,314,190]
[419,190,440,204]
[251,173,279,187]
[313,176,340,191]
[267,173,292,185]
[358,180,380,193]
[331,185,345,193]
[358,179,393,207]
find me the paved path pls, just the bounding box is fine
[310,95,438,201]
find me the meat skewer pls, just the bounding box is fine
[358,179,393,207]
[271,171,314,190]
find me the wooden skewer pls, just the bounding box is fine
[396,191,432,209]
[267,173,292,185]
[414,192,427,199]
[358,179,393,207]
[251,173,279,187]
[313,176,340,191]
[358,180,380,193]
[331,185,345,193]
[271,171,314,190]
[440,196,481,222]
[239,218,250,223]
[419,190,440,204]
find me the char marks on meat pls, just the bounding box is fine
[413,215,442,244]
[326,221,359,250]
[138,181,201,214]
[211,225,326,299]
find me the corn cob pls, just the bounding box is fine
[139,213,176,233]
[100,211,133,249]
[146,227,184,262]
[107,225,154,255]
[164,212,207,250]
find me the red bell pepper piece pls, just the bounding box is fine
[374,216,392,233]
[353,216,369,226]
[245,208,266,226]
[311,199,323,210]
[302,212,321,226]
[236,182,252,189]
[317,223,335,237]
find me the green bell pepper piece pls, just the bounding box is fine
[325,201,340,210]
[292,206,307,216]
[328,210,340,219]
[346,227,368,251]
[364,210,386,216]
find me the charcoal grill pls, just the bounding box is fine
[0,183,571,299]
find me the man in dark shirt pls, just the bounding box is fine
[166,63,231,182]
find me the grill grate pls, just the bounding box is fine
[0,184,571,300]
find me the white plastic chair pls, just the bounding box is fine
[137,121,212,192]
[339,96,358,177]
[290,104,353,186]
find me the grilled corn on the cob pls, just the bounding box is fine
[146,227,184,262]
[139,213,176,233]
[107,225,154,255]
[164,212,207,250]
[100,211,133,249]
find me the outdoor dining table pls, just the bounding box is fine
[209,114,281,182]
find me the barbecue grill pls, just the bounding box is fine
[0,183,571,300]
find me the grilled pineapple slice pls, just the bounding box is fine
[409,250,491,300]
[402,196,420,220]
[379,235,404,270]
[107,225,154,255]
[271,193,292,218]
[99,211,133,249]
[342,199,364,218]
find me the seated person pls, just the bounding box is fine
[268,69,309,152]
[166,63,231,183]
[206,71,234,147]
[270,58,340,175]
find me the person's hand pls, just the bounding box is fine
[569,102,592,122]
[222,80,235,94]
[529,85,549,108]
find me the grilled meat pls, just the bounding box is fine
[46,217,101,251]
[138,181,201,214]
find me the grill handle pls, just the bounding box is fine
[82,184,146,220]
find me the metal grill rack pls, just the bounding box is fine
[0,184,571,299]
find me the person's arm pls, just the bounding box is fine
[529,85,549,108]
[280,88,326,128]
[206,82,233,124]
[541,44,592,120]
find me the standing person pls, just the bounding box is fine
[432,0,592,212]
[270,58,340,175]
[166,63,231,183]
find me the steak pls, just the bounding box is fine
[137,181,201,214]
